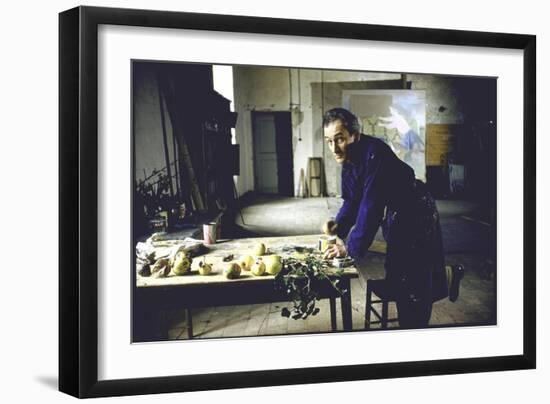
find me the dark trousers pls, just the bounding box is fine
[382,180,447,328]
[395,298,433,328]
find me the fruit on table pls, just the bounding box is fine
[137,263,151,277]
[171,251,192,275]
[250,259,266,276]
[239,255,254,271]
[264,255,282,275]
[198,260,212,276]
[253,242,266,256]
[291,252,307,261]
[151,258,171,278]
[223,262,241,279]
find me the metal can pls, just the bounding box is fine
[318,235,336,252]
[203,222,217,245]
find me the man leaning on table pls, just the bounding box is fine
[321,107,463,328]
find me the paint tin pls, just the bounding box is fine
[203,222,217,245]
[318,235,336,252]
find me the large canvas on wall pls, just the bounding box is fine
[343,90,426,181]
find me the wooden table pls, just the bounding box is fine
[134,235,359,341]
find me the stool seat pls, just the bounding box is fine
[366,279,396,300]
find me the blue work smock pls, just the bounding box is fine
[335,134,448,303]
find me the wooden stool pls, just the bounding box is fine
[365,279,399,329]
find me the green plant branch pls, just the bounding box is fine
[274,255,347,320]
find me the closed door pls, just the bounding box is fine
[252,112,294,195]
[253,113,279,193]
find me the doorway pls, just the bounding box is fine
[252,111,294,196]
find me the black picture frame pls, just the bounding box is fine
[59,5,536,398]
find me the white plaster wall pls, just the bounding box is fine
[293,69,317,195]
[410,74,463,124]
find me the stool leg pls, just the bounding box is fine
[159,309,169,340]
[365,283,372,329]
[381,301,388,329]
[186,308,194,339]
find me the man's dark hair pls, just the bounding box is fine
[322,108,361,135]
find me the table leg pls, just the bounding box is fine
[186,308,194,339]
[133,294,162,342]
[158,309,169,340]
[340,278,353,331]
[329,297,337,331]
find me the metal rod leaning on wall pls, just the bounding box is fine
[156,73,175,198]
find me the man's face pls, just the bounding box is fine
[324,119,357,164]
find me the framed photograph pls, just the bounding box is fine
[59,6,536,398]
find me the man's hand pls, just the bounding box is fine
[323,243,347,260]
[379,106,410,135]
[322,220,338,235]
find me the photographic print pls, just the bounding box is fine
[132,61,497,342]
